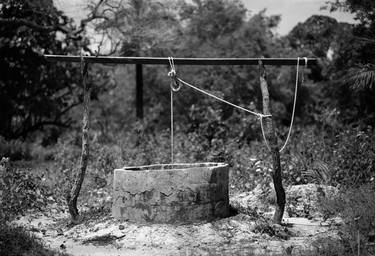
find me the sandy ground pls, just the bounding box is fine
[13,209,339,256]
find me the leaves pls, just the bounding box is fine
[347,64,375,91]
[0,158,48,222]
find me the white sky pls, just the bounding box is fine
[54,0,356,35]
[243,0,356,35]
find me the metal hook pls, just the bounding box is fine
[168,57,181,92]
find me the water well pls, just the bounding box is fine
[112,162,229,223]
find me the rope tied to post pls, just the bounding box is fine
[167,57,274,161]
[167,56,307,155]
[259,57,307,152]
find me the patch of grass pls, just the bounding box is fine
[318,184,375,255]
[0,224,70,256]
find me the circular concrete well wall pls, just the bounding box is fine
[112,162,229,223]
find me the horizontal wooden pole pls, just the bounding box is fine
[44,55,316,66]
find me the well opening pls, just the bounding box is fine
[113,162,229,223]
[123,162,226,171]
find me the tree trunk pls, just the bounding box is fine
[258,61,286,224]
[136,64,144,119]
[67,61,90,223]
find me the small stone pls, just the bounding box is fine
[119,224,125,230]
[57,228,64,236]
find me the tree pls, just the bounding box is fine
[177,0,287,223]
[0,0,117,223]
[84,0,181,119]
[326,0,375,123]
[0,0,83,140]
[0,0,114,141]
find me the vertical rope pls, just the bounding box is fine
[170,88,174,163]
[279,57,300,152]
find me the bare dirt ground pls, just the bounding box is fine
[13,208,339,256]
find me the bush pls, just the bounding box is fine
[0,136,31,161]
[0,223,68,256]
[0,157,47,222]
[319,184,375,255]
[330,126,375,187]
[280,125,375,187]
[304,237,348,256]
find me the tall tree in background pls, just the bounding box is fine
[0,0,83,140]
[86,0,180,119]
[327,0,375,123]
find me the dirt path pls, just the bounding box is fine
[14,210,339,256]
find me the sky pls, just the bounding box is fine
[242,0,356,35]
[54,0,356,36]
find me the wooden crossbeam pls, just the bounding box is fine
[44,55,316,66]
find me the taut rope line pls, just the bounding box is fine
[176,78,271,119]
[167,56,306,155]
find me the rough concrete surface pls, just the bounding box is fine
[113,163,230,223]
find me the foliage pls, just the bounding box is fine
[0,136,31,160]
[288,15,340,58]
[330,127,375,187]
[318,184,375,255]
[346,64,375,91]
[318,0,375,123]
[0,0,116,142]
[0,223,69,256]
[304,237,348,256]
[280,125,375,187]
[0,0,83,139]
[0,158,47,222]
[88,0,180,55]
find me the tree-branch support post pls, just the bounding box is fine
[258,60,286,224]
[136,64,144,119]
[67,59,91,223]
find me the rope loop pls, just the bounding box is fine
[166,56,307,155]
[257,113,272,119]
[278,56,301,152]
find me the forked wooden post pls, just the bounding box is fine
[43,55,315,224]
[66,60,91,223]
[258,60,286,224]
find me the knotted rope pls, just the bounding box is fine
[259,57,307,152]
[167,56,307,157]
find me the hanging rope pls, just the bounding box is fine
[259,57,307,152]
[168,57,182,163]
[167,56,307,155]
[170,88,174,163]
[278,57,300,152]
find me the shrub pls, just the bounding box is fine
[0,158,47,222]
[303,237,348,256]
[280,125,375,187]
[0,223,69,256]
[0,136,31,161]
[330,126,375,187]
[318,184,375,255]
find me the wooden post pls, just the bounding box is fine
[66,60,90,223]
[258,60,286,224]
[136,64,144,119]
